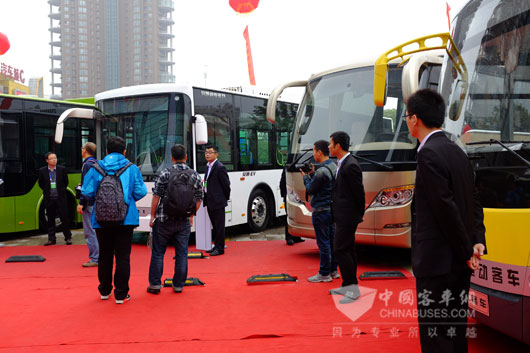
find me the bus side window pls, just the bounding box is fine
[193,88,234,173]
[237,96,272,169]
[0,114,23,196]
[275,102,296,167]
[239,130,253,168]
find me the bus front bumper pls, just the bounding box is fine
[286,199,411,248]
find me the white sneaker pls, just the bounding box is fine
[331,271,340,279]
[307,273,332,283]
[115,294,131,304]
[101,294,110,300]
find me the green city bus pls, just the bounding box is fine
[0,94,96,234]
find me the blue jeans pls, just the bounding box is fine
[148,218,191,288]
[82,205,99,263]
[312,210,337,276]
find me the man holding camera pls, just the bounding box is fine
[300,140,339,283]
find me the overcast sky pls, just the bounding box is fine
[1,0,468,98]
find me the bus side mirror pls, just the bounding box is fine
[55,108,98,144]
[55,123,64,144]
[194,114,208,145]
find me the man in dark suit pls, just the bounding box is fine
[279,167,305,246]
[38,152,72,246]
[406,89,486,353]
[328,131,365,304]
[203,145,231,256]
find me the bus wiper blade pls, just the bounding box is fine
[469,139,530,168]
[351,153,394,170]
[467,139,529,146]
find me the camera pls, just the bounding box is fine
[75,184,82,199]
[299,161,313,173]
[288,161,313,173]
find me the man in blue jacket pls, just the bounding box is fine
[300,140,339,283]
[82,136,147,304]
[76,142,98,267]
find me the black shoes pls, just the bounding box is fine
[44,239,71,246]
[146,286,161,294]
[286,237,304,245]
[207,246,224,256]
[209,249,224,256]
[115,294,131,304]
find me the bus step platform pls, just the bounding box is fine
[359,271,406,280]
[247,273,298,285]
[172,252,207,260]
[188,251,207,259]
[5,255,46,263]
[164,277,205,287]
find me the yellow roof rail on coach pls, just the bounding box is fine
[374,32,466,107]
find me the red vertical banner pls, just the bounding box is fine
[446,2,452,31]
[243,25,256,86]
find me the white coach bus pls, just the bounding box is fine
[56,83,298,232]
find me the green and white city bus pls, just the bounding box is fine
[0,94,95,234]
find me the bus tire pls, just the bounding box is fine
[247,188,270,233]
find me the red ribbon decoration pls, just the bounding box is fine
[446,2,452,31]
[243,25,256,86]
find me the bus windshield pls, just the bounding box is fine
[439,0,530,209]
[291,65,416,167]
[98,93,190,179]
[440,0,530,144]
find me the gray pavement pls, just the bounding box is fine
[0,223,288,247]
[0,221,412,272]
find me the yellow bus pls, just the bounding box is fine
[374,0,530,343]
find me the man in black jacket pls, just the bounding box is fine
[328,131,365,304]
[406,89,486,353]
[38,152,72,246]
[279,167,305,246]
[203,145,231,256]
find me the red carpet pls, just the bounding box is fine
[0,240,527,352]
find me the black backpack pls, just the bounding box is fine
[163,167,197,218]
[92,162,133,226]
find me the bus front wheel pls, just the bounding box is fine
[247,189,270,233]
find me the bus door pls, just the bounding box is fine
[0,111,22,233]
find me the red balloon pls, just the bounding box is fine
[0,32,10,55]
[229,0,259,14]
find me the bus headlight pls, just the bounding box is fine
[287,186,303,204]
[369,185,414,208]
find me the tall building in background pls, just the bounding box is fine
[29,77,44,97]
[48,0,175,99]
